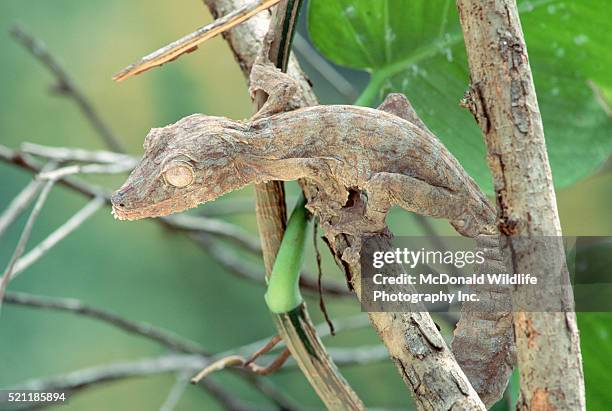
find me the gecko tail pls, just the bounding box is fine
[451,234,516,408]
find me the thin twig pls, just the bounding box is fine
[10,26,124,152]
[192,234,350,296]
[159,372,191,411]
[1,304,376,408]
[192,348,290,383]
[3,292,307,410]
[244,335,282,366]
[165,214,261,254]
[113,0,282,81]
[0,161,58,238]
[198,378,266,411]
[192,356,244,383]
[2,349,384,409]
[0,179,55,314]
[22,142,134,164]
[5,347,387,397]
[14,345,386,386]
[40,162,136,180]
[218,314,370,360]
[4,291,210,356]
[5,290,371,367]
[6,196,100,278]
[0,145,110,198]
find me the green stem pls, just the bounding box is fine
[354,71,386,107]
[265,195,310,313]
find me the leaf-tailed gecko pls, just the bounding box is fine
[111,62,514,407]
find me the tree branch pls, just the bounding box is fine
[159,372,191,411]
[456,0,585,409]
[21,143,134,164]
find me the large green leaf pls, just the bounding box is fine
[578,313,612,410]
[308,0,612,192]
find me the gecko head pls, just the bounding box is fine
[111,114,249,220]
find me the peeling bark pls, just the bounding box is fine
[456,1,585,409]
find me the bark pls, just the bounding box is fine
[456,1,585,409]
[203,0,486,409]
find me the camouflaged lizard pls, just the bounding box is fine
[111,61,514,407]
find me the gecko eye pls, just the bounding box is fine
[163,164,194,188]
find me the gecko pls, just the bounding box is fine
[111,61,514,407]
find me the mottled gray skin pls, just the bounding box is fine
[112,105,495,240]
[111,88,513,407]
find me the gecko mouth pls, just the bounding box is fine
[111,204,137,221]
[111,199,179,221]
[110,187,210,221]
[111,202,176,221]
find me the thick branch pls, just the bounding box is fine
[456,1,585,409]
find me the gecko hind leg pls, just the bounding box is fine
[363,172,476,235]
[377,93,431,133]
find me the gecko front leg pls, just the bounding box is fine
[248,55,303,120]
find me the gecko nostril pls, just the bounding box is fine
[111,191,127,208]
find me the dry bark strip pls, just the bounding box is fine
[456,1,585,409]
[113,0,282,82]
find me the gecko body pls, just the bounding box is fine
[111,69,514,405]
[111,104,495,242]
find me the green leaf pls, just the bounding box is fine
[308,0,612,192]
[578,313,612,410]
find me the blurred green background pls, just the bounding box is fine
[0,1,610,410]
